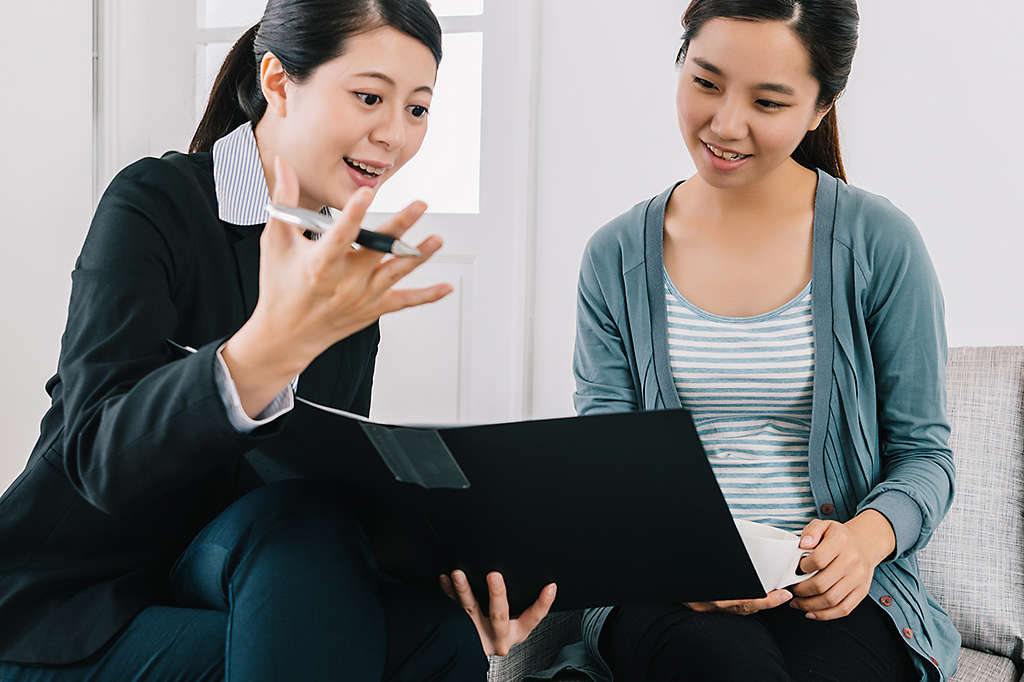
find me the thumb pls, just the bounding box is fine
[799,519,830,549]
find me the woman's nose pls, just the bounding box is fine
[369,107,407,151]
[710,97,748,142]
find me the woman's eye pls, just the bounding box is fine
[408,105,429,118]
[757,100,785,110]
[355,92,382,106]
[694,77,717,90]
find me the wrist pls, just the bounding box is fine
[848,509,897,565]
[222,316,310,417]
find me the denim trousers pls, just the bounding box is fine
[0,480,488,681]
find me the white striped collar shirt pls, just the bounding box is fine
[212,121,331,226]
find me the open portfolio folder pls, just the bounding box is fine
[246,397,810,614]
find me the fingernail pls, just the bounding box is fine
[547,584,557,597]
[805,612,817,620]
[800,536,814,548]
[453,571,466,587]
[781,590,793,600]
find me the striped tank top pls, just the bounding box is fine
[664,269,817,532]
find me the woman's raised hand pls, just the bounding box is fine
[222,156,451,417]
[440,570,557,657]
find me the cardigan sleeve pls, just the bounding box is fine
[572,237,640,416]
[56,158,284,517]
[854,204,955,560]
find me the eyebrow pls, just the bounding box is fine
[353,71,434,95]
[692,58,796,97]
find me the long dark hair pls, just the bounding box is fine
[675,0,859,182]
[190,0,443,154]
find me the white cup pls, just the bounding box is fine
[734,519,817,593]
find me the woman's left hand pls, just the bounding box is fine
[789,510,896,621]
[440,570,557,656]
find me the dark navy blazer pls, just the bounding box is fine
[0,151,380,665]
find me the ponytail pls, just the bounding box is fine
[792,107,846,182]
[190,23,264,152]
[190,23,265,154]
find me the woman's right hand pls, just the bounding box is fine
[222,156,452,416]
[684,588,793,615]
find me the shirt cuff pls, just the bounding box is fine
[214,342,294,433]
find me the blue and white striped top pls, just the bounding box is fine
[664,269,817,533]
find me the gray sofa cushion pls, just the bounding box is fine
[917,347,1024,663]
[950,647,1017,681]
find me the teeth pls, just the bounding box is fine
[347,158,386,176]
[706,143,747,161]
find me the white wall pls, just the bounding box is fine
[0,3,94,489]
[529,0,693,418]
[839,0,1024,347]
[528,0,1024,419]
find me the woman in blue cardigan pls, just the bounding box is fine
[540,1,959,680]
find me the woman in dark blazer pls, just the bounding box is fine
[0,1,552,679]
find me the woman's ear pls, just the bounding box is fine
[808,94,840,132]
[260,52,290,117]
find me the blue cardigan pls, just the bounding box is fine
[533,169,959,682]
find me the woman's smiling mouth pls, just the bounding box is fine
[343,157,390,177]
[702,141,751,161]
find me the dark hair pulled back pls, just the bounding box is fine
[190,0,442,154]
[675,0,859,181]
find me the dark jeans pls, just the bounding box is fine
[0,480,487,681]
[599,599,918,682]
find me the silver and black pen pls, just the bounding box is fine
[265,202,422,257]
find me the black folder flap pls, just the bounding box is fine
[359,423,470,490]
[247,403,766,615]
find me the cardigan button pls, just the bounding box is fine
[903,627,914,639]
[820,503,835,515]
[879,595,894,607]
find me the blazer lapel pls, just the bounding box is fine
[231,228,262,320]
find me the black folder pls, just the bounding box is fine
[246,400,767,614]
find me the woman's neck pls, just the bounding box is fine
[678,159,818,225]
[253,118,322,212]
